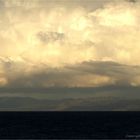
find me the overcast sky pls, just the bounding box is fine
[0,0,140,90]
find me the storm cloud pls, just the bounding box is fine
[0,59,140,88]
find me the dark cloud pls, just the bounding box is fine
[0,59,140,89]
[36,31,65,43]
[0,95,140,111]
[67,61,140,85]
[127,0,137,2]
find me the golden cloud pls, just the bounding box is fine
[0,0,140,87]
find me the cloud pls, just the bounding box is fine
[0,0,140,88]
[0,0,140,65]
[36,31,65,43]
[0,59,140,88]
[0,95,140,110]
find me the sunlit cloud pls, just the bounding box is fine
[0,0,140,87]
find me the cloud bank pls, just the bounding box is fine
[0,0,140,88]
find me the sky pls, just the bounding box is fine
[0,0,140,110]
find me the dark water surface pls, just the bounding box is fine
[0,112,140,139]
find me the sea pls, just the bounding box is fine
[0,112,140,139]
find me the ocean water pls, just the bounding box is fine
[0,112,140,139]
